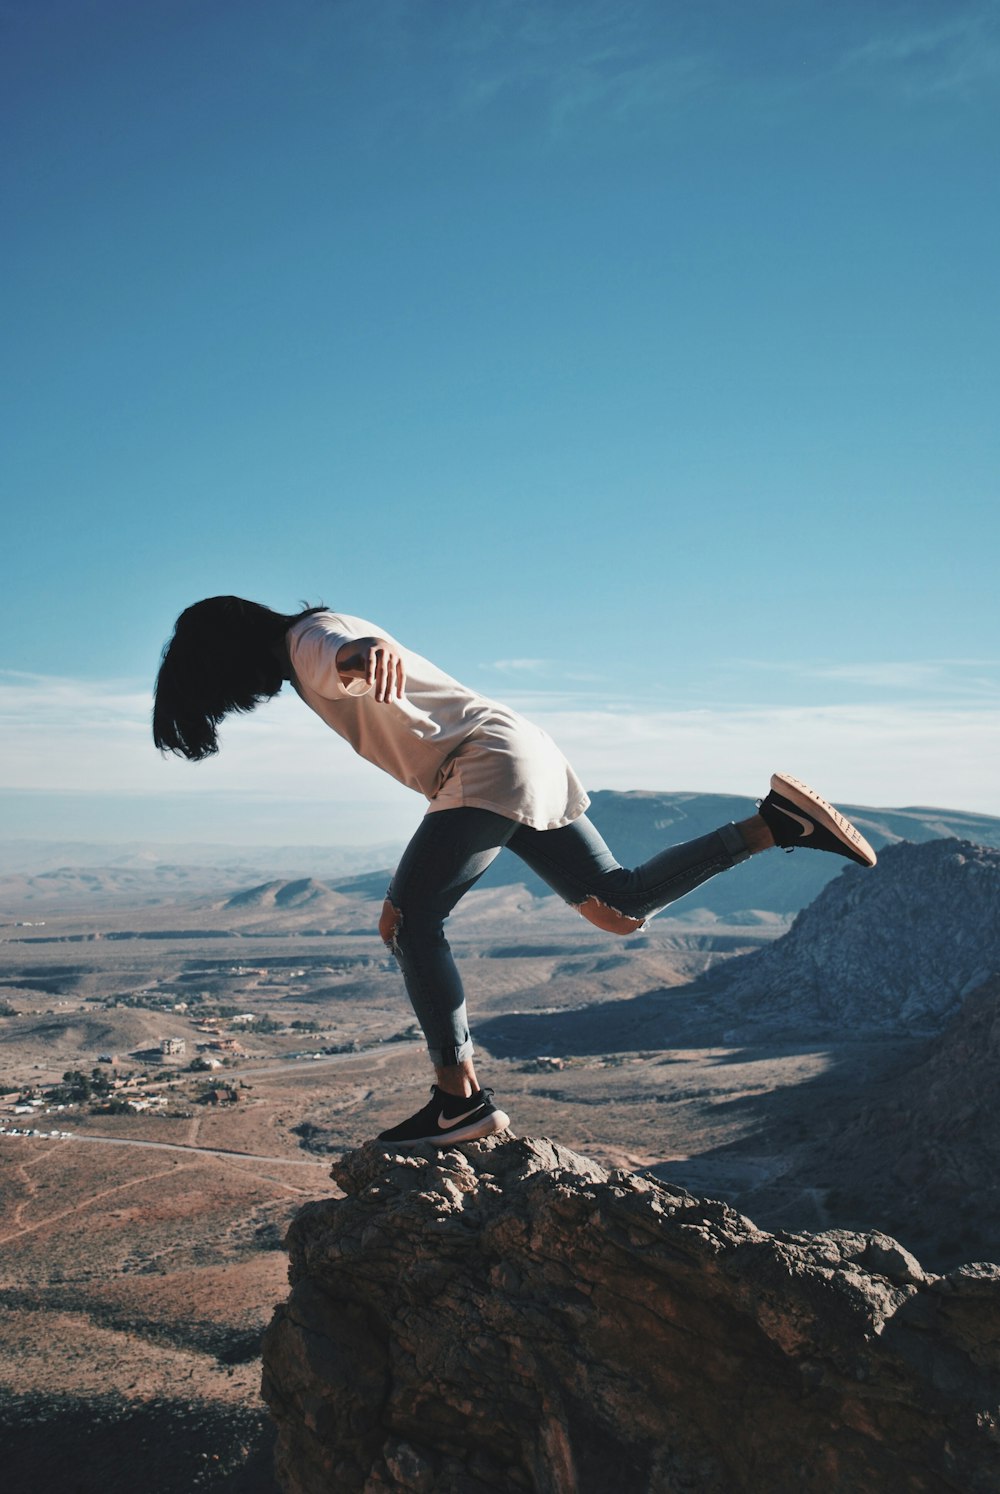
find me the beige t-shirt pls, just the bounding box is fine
[287,612,589,831]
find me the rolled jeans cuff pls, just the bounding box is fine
[718,821,753,864]
[428,1037,476,1068]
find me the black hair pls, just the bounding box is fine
[153,596,326,760]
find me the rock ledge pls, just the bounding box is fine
[262,1135,1000,1493]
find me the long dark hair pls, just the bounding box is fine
[153,596,326,760]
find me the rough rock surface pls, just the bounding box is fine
[261,1135,1000,1493]
[696,839,1000,1038]
[754,974,1000,1268]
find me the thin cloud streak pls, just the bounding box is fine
[445,0,715,139]
[487,658,553,674]
[724,658,1000,698]
[330,0,718,155]
[361,0,1000,156]
[839,10,1000,101]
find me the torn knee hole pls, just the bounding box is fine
[379,898,403,948]
[576,895,645,936]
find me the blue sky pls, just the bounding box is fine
[2,0,998,846]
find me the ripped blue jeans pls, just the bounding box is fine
[380,807,751,1067]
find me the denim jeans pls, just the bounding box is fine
[382,808,751,1066]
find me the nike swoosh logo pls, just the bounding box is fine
[437,1105,483,1129]
[773,804,814,837]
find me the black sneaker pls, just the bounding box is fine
[375,1085,510,1148]
[759,772,877,868]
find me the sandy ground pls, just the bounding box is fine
[0,1105,333,1493]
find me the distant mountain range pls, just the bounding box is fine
[2,792,999,921]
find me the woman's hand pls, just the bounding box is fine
[336,637,406,703]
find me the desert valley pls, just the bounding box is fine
[2,790,999,1492]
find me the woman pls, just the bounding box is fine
[153,596,877,1147]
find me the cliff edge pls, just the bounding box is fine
[261,1135,1000,1493]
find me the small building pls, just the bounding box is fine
[198,1086,239,1107]
[160,1037,186,1056]
[208,1037,245,1055]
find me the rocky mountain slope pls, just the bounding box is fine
[262,1135,1000,1494]
[693,838,1000,1039]
[743,975,1000,1270]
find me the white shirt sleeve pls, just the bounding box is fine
[288,615,374,700]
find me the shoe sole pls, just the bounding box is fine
[771,773,877,868]
[381,1109,511,1149]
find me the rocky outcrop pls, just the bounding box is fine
[698,839,1000,1038]
[261,1135,1000,1493]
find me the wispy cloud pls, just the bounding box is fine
[727,658,1000,700]
[810,660,999,694]
[839,9,1000,101]
[480,663,606,688]
[486,658,554,674]
[299,0,999,166]
[345,0,717,150]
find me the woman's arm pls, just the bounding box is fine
[335,636,407,703]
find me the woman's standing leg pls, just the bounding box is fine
[379,806,519,1096]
